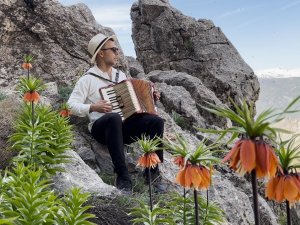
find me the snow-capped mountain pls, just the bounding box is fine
[255,68,300,78]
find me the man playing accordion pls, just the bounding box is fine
[68,33,165,194]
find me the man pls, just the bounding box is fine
[68,33,164,193]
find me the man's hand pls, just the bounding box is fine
[90,100,112,113]
[153,90,161,101]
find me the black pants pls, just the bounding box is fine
[91,113,164,176]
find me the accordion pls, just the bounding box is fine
[99,79,157,120]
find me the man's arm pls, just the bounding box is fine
[67,76,91,117]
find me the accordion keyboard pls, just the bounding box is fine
[100,86,124,119]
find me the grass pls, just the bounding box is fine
[58,85,74,102]
[0,92,6,101]
[171,110,190,130]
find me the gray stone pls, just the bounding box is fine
[148,70,230,129]
[53,150,118,196]
[131,0,260,106]
[210,174,255,225]
[126,56,144,78]
[291,205,300,225]
[0,0,128,89]
[0,94,20,169]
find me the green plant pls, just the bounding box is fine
[136,135,163,211]
[277,135,300,172]
[171,111,190,130]
[57,188,96,225]
[0,163,58,224]
[0,218,17,225]
[0,164,97,225]
[163,134,221,225]
[0,92,6,101]
[17,77,45,95]
[9,104,72,175]
[58,85,74,102]
[130,200,175,225]
[265,135,300,225]
[165,191,224,225]
[184,39,194,53]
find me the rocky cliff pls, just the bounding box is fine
[0,0,127,89]
[131,0,260,106]
[0,1,286,225]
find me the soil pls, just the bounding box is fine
[87,196,134,225]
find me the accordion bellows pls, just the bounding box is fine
[100,79,157,120]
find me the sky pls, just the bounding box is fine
[58,0,300,73]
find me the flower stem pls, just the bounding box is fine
[148,168,153,211]
[183,188,186,225]
[286,200,291,225]
[204,189,209,224]
[251,170,260,225]
[30,101,35,165]
[194,189,199,225]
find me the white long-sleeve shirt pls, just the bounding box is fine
[67,65,127,132]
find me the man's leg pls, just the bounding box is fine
[123,113,164,179]
[122,113,164,162]
[91,113,131,192]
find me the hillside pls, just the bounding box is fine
[256,77,300,118]
[257,77,300,170]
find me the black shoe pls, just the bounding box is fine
[143,166,160,183]
[115,175,132,194]
[143,167,167,193]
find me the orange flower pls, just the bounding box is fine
[222,139,280,177]
[255,142,280,178]
[137,152,161,168]
[22,63,32,70]
[174,156,185,168]
[266,175,300,203]
[59,109,71,117]
[176,165,211,190]
[23,91,40,103]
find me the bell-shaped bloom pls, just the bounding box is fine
[223,139,280,177]
[174,156,185,168]
[176,164,211,190]
[22,62,32,70]
[266,174,300,203]
[59,109,71,117]
[137,152,161,169]
[23,91,40,103]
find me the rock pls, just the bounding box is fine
[210,174,255,225]
[157,82,207,130]
[52,150,118,196]
[291,205,300,225]
[126,56,144,78]
[131,0,260,106]
[223,172,280,225]
[0,94,20,169]
[148,70,230,129]
[40,81,59,106]
[0,0,128,89]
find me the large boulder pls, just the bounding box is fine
[131,0,260,105]
[0,0,128,88]
[147,70,230,129]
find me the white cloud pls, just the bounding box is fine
[281,0,300,10]
[255,68,300,78]
[91,5,132,31]
[217,8,245,19]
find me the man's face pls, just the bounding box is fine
[98,40,119,66]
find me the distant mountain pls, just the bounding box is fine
[256,68,300,78]
[256,76,300,118]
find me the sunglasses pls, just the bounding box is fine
[101,47,119,54]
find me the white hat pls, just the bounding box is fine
[88,33,116,64]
